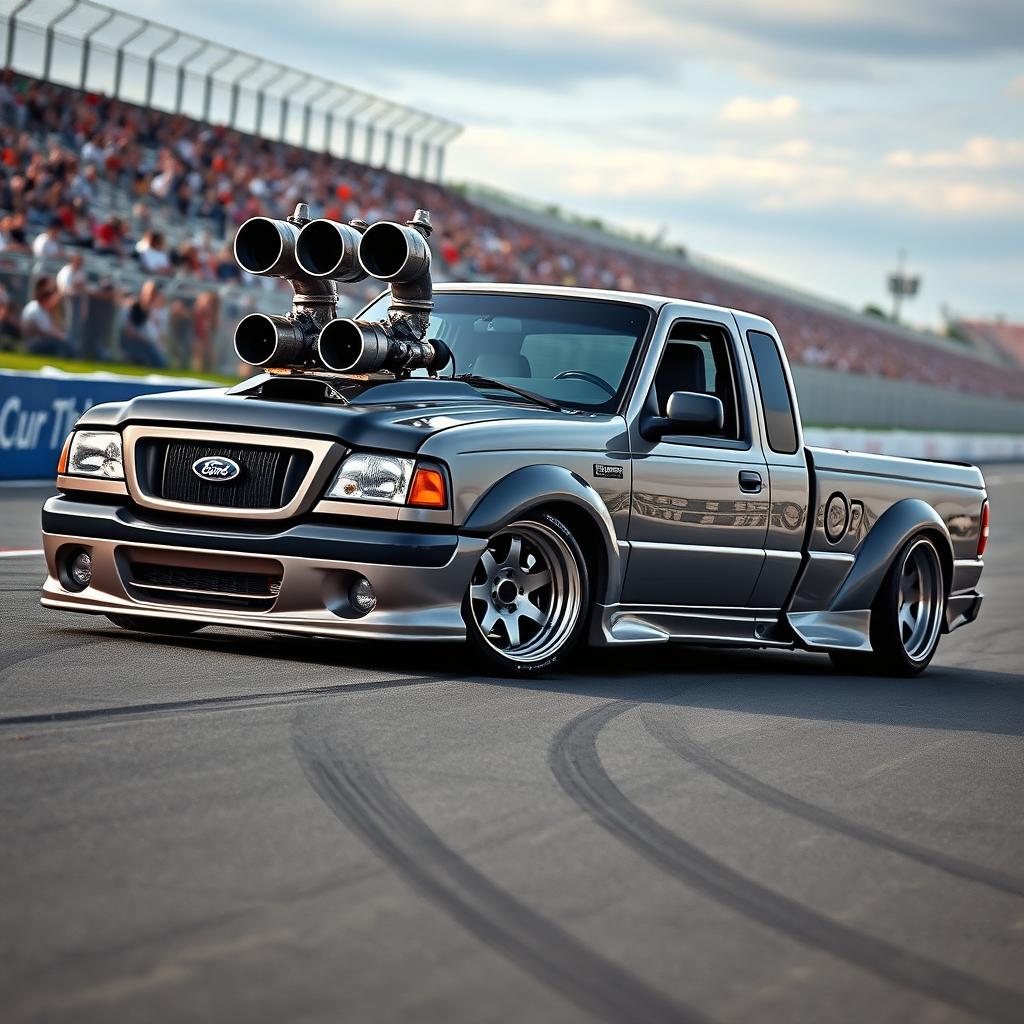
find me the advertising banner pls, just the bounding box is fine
[0,370,214,481]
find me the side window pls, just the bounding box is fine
[747,330,799,454]
[651,324,743,441]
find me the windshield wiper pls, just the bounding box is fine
[455,374,563,412]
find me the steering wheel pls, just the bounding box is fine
[553,370,616,397]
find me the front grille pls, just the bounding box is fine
[135,439,312,510]
[127,561,282,611]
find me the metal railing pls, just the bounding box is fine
[0,0,462,181]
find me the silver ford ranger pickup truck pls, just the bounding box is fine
[40,205,988,676]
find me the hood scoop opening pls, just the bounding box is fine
[227,373,364,405]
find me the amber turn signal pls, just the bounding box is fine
[409,467,447,508]
[56,432,73,475]
[978,500,989,557]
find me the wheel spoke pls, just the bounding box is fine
[479,549,498,578]
[470,583,491,602]
[522,569,551,594]
[479,605,499,634]
[899,603,916,633]
[504,614,521,648]
[503,536,522,570]
[519,601,546,625]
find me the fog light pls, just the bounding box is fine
[69,550,92,588]
[350,576,377,614]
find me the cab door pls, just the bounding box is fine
[622,308,770,611]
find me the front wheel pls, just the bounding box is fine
[830,535,945,676]
[463,513,590,676]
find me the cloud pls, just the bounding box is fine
[121,0,1024,92]
[656,0,1024,62]
[887,137,1024,169]
[459,126,1024,218]
[720,95,801,122]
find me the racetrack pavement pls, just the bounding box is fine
[1,475,1022,1023]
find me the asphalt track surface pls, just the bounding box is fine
[2,471,1023,1024]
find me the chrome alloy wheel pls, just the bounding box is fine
[469,521,583,663]
[897,538,944,662]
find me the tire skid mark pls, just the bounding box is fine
[294,728,709,1024]
[550,700,1023,1024]
[0,675,442,729]
[0,636,108,684]
[641,707,1024,899]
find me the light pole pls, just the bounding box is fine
[887,250,921,324]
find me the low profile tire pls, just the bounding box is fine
[105,614,206,636]
[829,535,945,677]
[462,513,590,676]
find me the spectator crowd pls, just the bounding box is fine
[1,69,1022,399]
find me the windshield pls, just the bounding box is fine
[358,292,653,412]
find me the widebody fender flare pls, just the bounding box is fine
[829,497,952,613]
[462,464,622,606]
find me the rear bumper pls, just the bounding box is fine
[40,496,484,641]
[945,591,983,633]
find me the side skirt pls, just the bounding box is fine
[590,604,795,648]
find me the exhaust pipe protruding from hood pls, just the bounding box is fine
[317,317,451,376]
[295,218,368,282]
[233,313,312,369]
[231,203,338,369]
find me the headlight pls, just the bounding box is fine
[67,431,124,479]
[326,453,414,504]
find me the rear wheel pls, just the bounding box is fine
[106,614,206,636]
[830,535,945,676]
[463,514,589,676]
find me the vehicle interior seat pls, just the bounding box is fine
[655,342,707,414]
[469,332,532,377]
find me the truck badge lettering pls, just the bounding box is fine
[593,463,623,479]
[192,456,241,482]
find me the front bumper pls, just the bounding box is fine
[40,496,485,641]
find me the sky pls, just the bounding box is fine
[30,0,1024,327]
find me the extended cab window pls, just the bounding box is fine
[650,323,743,441]
[746,330,799,454]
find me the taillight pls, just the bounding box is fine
[978,500,989,557]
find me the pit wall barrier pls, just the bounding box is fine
[1,369,1022,482]
[0,370,214,481]
[803,428,1024,464]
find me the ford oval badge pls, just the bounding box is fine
[191,456,241,482]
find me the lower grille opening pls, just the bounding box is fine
[127,561,282,611]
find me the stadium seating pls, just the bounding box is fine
[2,69,1024,398]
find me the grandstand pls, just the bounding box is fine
[2,2,1024,431]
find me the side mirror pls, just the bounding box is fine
[641,390,725,441]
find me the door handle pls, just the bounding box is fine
[739,471,762,493]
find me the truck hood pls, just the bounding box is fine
[77,377,616,455]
